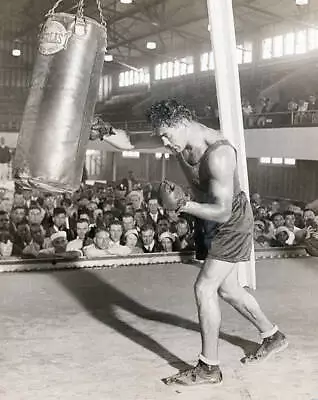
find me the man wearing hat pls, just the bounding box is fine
[38,231,82,259]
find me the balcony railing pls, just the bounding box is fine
[1,110,318,133]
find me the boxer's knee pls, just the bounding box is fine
[194,275,218,304]
[218,286,244,307]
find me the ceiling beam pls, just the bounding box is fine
[108,0,167,24]
[108,14,207,50]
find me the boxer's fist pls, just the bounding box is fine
[158,180,187,211]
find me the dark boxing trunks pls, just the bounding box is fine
[207,191,253,263]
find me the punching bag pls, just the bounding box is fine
[14,12,107,193]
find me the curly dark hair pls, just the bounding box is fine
[146,99,193,130]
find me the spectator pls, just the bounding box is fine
[122,213,135,233]
[0,210,10,231]
[126,190,143,212]
[274,226,295,246]
[12,222,32,256]
[66,219,91,252]
[22,224,47,258]
[156,217,171,236]
[83,229,111,258]
[176,218,195,251]
[134,209,147,231]
[0,137,12,181]
[158,231,180,252]
[284,211,301,234]
[147,197,163,224]
[27,205,44,225]
[271,212,285,232]
[47,207,75,241]
[253,220,271,248]
[123,229,143,254]
[268,200,280,217]
[38,231,81,259]
[140,224,161,253]
[108,221,131,256]
[255,205,267,220]
[295,209,316,244]
[121,170,137,193]
[13,192,26,208]
[10,206,26,237]
[0,230,13,257]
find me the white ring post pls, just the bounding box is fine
[206,0,256,289]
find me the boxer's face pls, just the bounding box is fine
[158,123,187,153]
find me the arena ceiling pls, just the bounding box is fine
[1,0,317,67]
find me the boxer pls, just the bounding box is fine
[147,99,288,386]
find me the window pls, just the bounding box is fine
[86,150,102,177]
[272,157,283,164]
[122,151,140,159]
[284,158,296,165]
[236,45,243,64]
[295,30,307,54]
[273,35,283,57]
[259,157,296,166]
[243,41,253,63]
[308,28,318,50]
[200,52,214,71]
[262,38,272,59]
[284,32,295,55]
[174,60,181,76]
[155,56,194,80]
[155,64,161,80]
[118,67,150,87]
[97,75,112,101]
[167,61,174,78]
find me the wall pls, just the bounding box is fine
[245,127,318,160]
[247,158,318,202]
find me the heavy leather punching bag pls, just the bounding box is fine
[13,12,107,193]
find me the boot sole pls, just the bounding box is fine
[163,377,223,387]
[241,340,289,364]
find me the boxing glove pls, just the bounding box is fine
[158,180,187,211]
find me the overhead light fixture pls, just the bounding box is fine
[155,153,162,159]
[104,54,113,62]
[164,153,170,159]
[296,0,309,4]
[12,49,21,57]
[146,41,157,50]
[120,0,133,4]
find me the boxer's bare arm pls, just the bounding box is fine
[180,146,235,223]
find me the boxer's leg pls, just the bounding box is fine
[219,264,288,363]
[218,264,273,332]
[163,258,233,386]
[195,258,234,362]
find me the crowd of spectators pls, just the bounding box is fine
[0,170,317,262]
[0,173,196,261]
[251,192,318,255]
[241,95,318,129]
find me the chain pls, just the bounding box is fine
[46,0,65,16]
[76,0,85,19]
[95,0,107,28]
